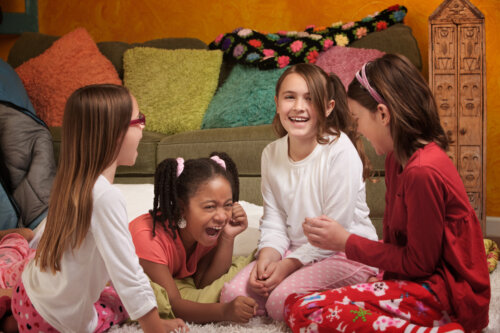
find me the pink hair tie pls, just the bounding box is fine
[355,63,386,105]
[210,155,226,170]
[176,157,184,177]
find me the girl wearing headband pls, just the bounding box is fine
[129,152,258,324]
[286,54,490,332]
[220,63,378,321]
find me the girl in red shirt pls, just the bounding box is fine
[284,54,490,332]
[129,152,258,324]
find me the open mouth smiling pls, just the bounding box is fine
[289,116,309,122]
[205,226,222,237]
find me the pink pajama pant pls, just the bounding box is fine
[12,279,129,333]
[284,280,464,333]
[220,251,376,320]
[0,233,35,289]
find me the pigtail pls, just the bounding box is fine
[150,158,181,238]
[209,152,240,202]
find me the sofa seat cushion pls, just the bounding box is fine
[158,124,277,177]
[50,127,166,178]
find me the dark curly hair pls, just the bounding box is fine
[149,152,239,238]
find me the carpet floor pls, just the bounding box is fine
[109,267,500,333]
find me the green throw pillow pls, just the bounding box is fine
[124,47,222,135]
[201,64,285,129]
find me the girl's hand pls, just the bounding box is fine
[260,258,301,292]
[223,296,257,323]
[248,257,277,297]
[162,318,188,332]
[222,202,248,239]
[303,215,350,251]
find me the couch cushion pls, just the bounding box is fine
[350,24,421,70]
[158,124,278,176]
[202,65,285,129]
[97,38,208,79]
[50,127,165,178]
[7,32,208,80]
[15,28,122,126]
[124,47,222,135]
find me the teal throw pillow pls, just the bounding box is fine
[201,65,285,129]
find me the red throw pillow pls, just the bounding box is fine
[16,28,122,126]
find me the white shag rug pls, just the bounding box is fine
[108,184,500,332]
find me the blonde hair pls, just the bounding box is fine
[273,63,372,180]
[35,84,132,273]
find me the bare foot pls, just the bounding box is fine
[367,276,381,283]
[0,228,34,242]
[0,289,12,298]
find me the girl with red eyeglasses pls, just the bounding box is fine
[10,84,187,333]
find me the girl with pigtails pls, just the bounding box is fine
[129,152,258,324]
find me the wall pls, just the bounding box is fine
[0,0,499,216]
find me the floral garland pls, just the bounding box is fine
[209,5,407,70]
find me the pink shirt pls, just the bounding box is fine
[129,213,214,279]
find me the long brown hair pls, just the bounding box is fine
[36,84,132,273]
[347,54,448,165]
[273,63,371,180]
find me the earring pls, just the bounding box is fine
[177,217,187,229]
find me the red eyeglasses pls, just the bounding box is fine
[129,112,146,127]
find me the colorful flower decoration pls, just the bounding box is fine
[375,21,388,31]
[334,34,349,47]
[277,55,290,68]
[233,44,247,58]
[246,52,261,62]
[290,40,304,54]
[214,33,224,44]
[342,22,355,30]
[391,10,406,22]
[355,27,368,39]
[306,49,319,64]
[237,28,253,37]
[209,5,407,69]
[322,38,334,51]
[263,49,275,58]
[248,39,263,48]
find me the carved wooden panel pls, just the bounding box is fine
[441,117,457,145]
[458,115,481,145]
[434,74,457,117]
[459,74,481,117]
[447,145,457,167]
[467,191,482,220]
[459,25,482,72]
[433,25,456,71]
[459,145,481,189]
[429,0,486,232]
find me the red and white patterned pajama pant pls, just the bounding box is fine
[284,280,465,333]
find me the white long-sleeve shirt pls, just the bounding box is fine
[258,133,378,264]
[22,175,157,333]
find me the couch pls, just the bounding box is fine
[6,23,422,238]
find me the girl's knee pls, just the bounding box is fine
[220,282,240,303]
[265,289,289,321]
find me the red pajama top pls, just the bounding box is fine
[346,142,490,331]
